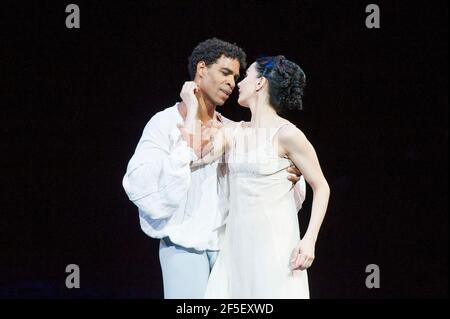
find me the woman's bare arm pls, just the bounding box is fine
[279,124,330,270]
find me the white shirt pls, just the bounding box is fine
[122,103,305,251]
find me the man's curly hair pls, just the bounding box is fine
[188,38,247,80]
[255,55,306,113]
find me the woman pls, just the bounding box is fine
[181,56,330,298]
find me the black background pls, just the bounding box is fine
[1,0,448,298]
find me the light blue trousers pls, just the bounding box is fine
[159,237,218,299]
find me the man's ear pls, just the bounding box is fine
[196,61,207,79]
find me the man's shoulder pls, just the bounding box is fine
[145,103,180,127]
[150,103,179,122]
[141,103,181,136]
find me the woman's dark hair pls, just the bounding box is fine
[188,38,247,80]
[255,55,306,112]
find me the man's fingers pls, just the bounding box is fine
[287,174,300,183]
[286,166,302,184]
[287,165,302,176]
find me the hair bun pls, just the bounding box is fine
[255,55,307,112]
[275,57,306,110]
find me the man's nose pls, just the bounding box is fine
[227,76,235,90]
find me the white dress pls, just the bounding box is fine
[205,122,309,299]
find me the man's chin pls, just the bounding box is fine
[215,98,227,107]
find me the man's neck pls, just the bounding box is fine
[177,100,217,124]
[197,97,217,123]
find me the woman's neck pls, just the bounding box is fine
[249,98,279,128]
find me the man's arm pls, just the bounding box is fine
[122,111,197,220]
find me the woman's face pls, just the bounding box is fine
[237,62,260,108]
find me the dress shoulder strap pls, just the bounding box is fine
[269,122,294,142]
[263,122,295,160]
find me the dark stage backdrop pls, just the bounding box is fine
[1,0,448,298]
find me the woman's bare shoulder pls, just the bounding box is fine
[278,121,308,147]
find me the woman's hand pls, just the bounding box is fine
[180,81,200,121]
[177,121,212,159]
[290,237,316,271]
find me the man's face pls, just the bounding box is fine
[197,55,240,107]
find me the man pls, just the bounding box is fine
[122,38,304,298]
